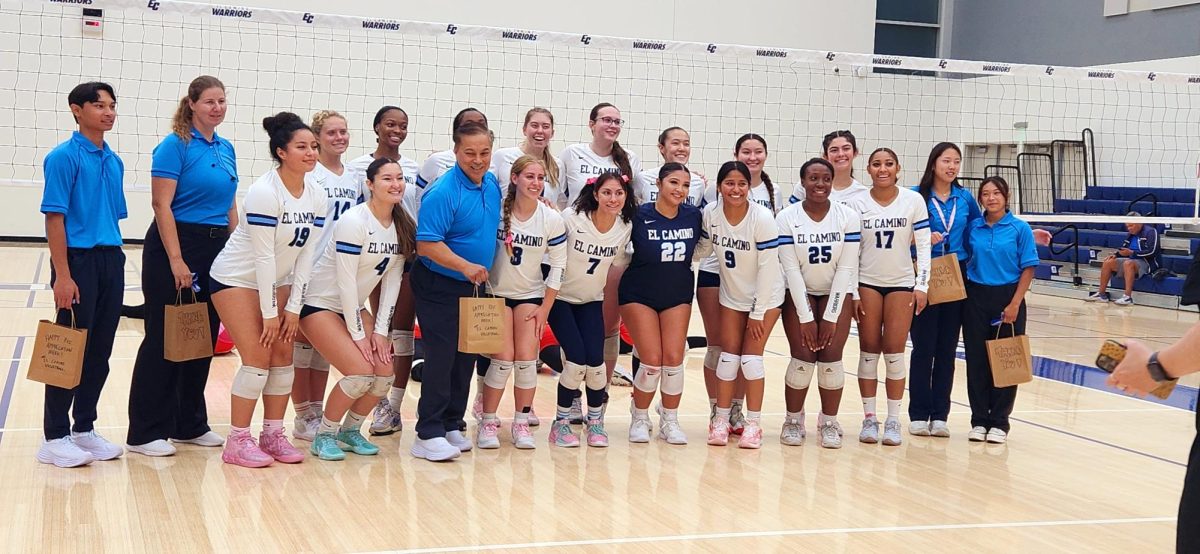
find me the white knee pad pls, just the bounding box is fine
[231,365,269,400]
[585,364,607,390]
[263,365,295,396]
[513,360,538,389]
[338,375,374,399]
[715,352,740,381]
[483,359,515,389]
[817,361,846,390]
[633,364,662,393]
[740,355,765,380]
[390,330,415,357]
[858,352,880,381]
[704,346,721,370]
[884,353,906,380]
[603,332,620,361]
[559,361,586,390]
[784,358,816,390]
[368,374,394,397]
[660,364,685,396]
[293,342,314,368]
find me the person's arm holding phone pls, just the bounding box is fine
[1105,322,1200,395]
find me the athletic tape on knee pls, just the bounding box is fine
[660,364,685,396]
[817,361,846,390]
[784,358,816,390]
[633,364,661,393]
[603,332,620,361]
[390,330,415,357]
[559,361,586,390]
[715,352,740,381]
[231,365,269,399]
[263,365,295,396]
[483,359,515,389]
[368,374,394,397]
[292,343,314,368]
[740,355,765,380]
[513,360,538,389]
[704,346,721,370]
[585,364,607,390]
[884,353,906,380]
[309,350,330,372]
[338,375,374,399]
[858,352,880,381]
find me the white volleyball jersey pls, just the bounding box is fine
[697,202,785,318]
[416,150,456,191]
[345,153,420,221]
[304,204,403,340]
[749,181,785,214]
[557,208,632,304]
[636,165,707,207]
[776,202,861,322]
[211,170,328,319]
[559,143,643,209]
[789,178,868,205]
[488,202,569,300]
[846,187,932,291]
[309,161,365,256]
[492,146,566,210]
[697,186,722,274]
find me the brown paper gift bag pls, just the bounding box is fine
[164,290,214,362]
[458,286,506,354]
[27,309,88,389]
[987,323,1033,387]
[926,253,967,305]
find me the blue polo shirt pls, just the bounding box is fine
[912,184,981,261]
[151,128,238,226]
[415,164,502,281]
[965,211,1040,286]
[40,131,127,248]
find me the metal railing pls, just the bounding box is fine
[1049,224,1083,286]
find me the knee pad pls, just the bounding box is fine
[513,360,538,389]
[390,330,415,357]
[817,361,846,390]
[559,361,586,391]
[263,365,295,396]
[293,342,314,368]
[660,364,685,396]
[715,352,740,381]
[603,332,620,361]
[368,374,394,397]
[633,364,661,394]
[483,359,515,389]
[231,365,269,400]
[585,364,607,390]
[337,375,374,399]
[784,358,816,390]
[884,353,906,380]
[858,352,880,381]
[309,350,330,372]
[704,346,721,370]
[740,355,765,380]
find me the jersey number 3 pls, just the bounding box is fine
[660,241,686,262]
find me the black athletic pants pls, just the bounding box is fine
[1180,411,1199,553]
[411,262,477,440]
[962,280,1025,433]
[909,295,964,422]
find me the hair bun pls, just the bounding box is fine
[262,111,303,134]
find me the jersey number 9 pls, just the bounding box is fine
[724,250,736,269]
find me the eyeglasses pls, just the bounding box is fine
[596,116,625,127]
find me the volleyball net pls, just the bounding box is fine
[1,0,1198,228]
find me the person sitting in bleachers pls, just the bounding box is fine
[1086,211,1162,306]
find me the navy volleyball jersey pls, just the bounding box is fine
[619,202,704,306]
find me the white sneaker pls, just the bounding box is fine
[369,399,404,436]
[1086,292,1111,303]
[476,419,501,449]
[657,418,688,445]
[628,417,652,443]
[172,431,224,447]
[36,437,94,467]
[986,428,1008,444]
[445,429,473,452]
[293,413,315,441]
[859,418,880,444]
[71,431,123,460]
[610,364,633,387]
[1114,295,1134,306]
[779,417,805,446]
[968,426,988,442]
[819,420,842,449]
[930,420,950,438]
[127,439,177,457]
[511,421,536,449]
[909,420,931,436]
[410,437,460,461]
[882,418,903,446]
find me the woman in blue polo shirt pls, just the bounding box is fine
[909,142,980,439]
[126,76,239,457]
[961,176,1038,445]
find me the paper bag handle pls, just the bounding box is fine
[175,288,199,306]
[55,308,77,329]
[993,321,1016,340]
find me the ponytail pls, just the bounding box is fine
[761,171,777,213]
[171,75,224,142]
[609,141,634,182]
[500,182,518,258]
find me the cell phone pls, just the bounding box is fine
[1095,339,1126,373]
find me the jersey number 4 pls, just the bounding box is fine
[331,200,353,221]
[660,241,686,262]
[874,230,895,249]
[288,227,310,248]
[808,245,832,264]
[374,258,389,275]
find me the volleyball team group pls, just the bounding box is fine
[36,75,1041,468]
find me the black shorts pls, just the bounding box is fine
[618,293,693,313]
[697,270,720,289]
[299,305,343,320]
[860,283,914,297]
[209,277,237,296]
[505,297,543,309]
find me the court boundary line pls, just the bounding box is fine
[366,516,1175,553]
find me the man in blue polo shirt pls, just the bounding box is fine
[410,122,501,461]
[38,82,128,467]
